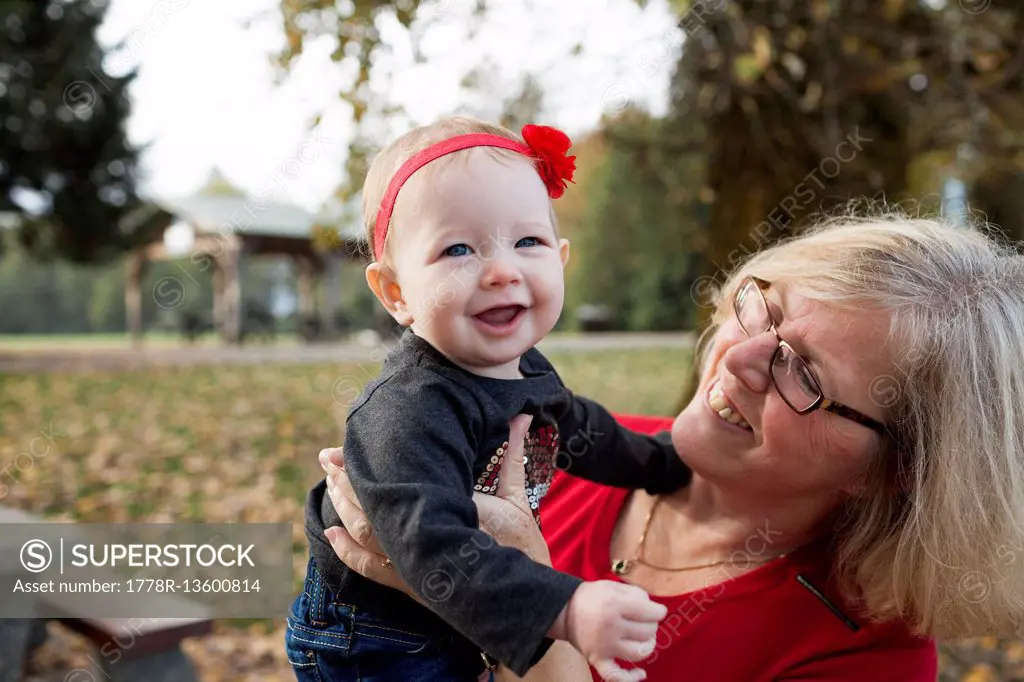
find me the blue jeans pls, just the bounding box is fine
[286,557,492,682]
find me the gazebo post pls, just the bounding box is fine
[220,238,243,345]
[296,255,316,319]
[211,258,224,338]
[294,254,326,341]
[321,253,340,338]
[125,252,147,348]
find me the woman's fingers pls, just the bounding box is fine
[472,414,552,565]
[322,448,363,512]
[326,447,345,469]
[326,479,384,554]
[496,414,533,514]
[323,526,407,593]
[318,447,344,474]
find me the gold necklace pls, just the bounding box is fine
[610,496,790,577]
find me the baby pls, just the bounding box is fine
[291,117,691,682]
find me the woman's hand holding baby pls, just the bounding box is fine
[319,447,406,593]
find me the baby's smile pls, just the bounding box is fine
[472,304,528,335]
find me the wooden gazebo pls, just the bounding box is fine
[126,171,365,345]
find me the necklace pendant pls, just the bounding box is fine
[611,559,631,576]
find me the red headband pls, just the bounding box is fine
[372,124,576,262]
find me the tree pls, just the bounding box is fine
[278,0,1024,293]
[645,0,1024,408]
[971,166,1024,242]
[565,108,705,331]
[277,0,444,214]
[667,0,1024,284]
[0,0,153,262]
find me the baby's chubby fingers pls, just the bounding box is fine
[618,619,659,644]
[616,584,668,622]
[614,632,659,663]
[632,635,659,662]
[593,659,647,682]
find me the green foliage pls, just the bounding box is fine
[658,0,1024,341]
[0,238,118,333]
[276,0,1024,336]
[86,271,125,333]
[971,166,1024,242]
[565,110,704,331]
[336,257,378,329]
[0,0,148,262]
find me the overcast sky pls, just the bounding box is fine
[98,0,680,211]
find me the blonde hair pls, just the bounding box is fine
[698,212,1024,639]
[362,116,553,264]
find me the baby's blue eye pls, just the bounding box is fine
[516,237,539,248]
[443,244,472,257]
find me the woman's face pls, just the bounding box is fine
[672,282,894,501]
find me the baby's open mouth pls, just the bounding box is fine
[474,305,525,326]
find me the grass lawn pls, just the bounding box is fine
[0,329,635,353]
[0,332,299,351]
[0,347,691,680]
[0,347,693,521]
[0,348,1015,680]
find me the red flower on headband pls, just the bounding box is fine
[522,124,576,199]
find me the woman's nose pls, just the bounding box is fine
[721,331,778,394]
[480,258,522,288]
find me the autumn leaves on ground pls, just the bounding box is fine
[0,349,1019,681]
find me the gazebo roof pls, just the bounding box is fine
[154,170,362,240]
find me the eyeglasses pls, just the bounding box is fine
[733,276,889,435]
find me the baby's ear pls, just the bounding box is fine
[365,263,413,326]
[558,238,570,267]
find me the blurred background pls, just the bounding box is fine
[0,0,1022,679]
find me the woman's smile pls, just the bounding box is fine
[705,379,753,433]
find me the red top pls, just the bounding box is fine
[539,414,938,682]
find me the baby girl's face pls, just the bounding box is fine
[387,148,570,379]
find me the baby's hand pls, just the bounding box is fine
[564,580,666,681]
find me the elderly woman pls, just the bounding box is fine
[306,216,1024,681]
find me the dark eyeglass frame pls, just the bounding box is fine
[733,276,889,436]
